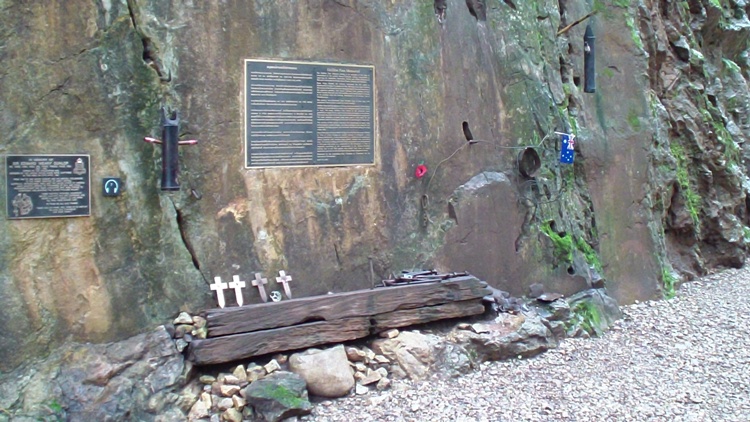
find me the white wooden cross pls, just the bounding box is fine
[229,275,246,307]
[210,276,228,308]
[252,273,269,302]
[276,270,293,299]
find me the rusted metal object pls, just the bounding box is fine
[518,147,541,179]
[379,270,470,287]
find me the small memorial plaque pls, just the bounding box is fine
[245,59,375,168]
[5,154,91,219]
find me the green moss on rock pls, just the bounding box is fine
[661,266,677,299]
[670,142,701,230]
[627,108,642,131]
[259,384,307,409]
[541,221,573,262]
[569,301,604,336]
[575,237,602,272]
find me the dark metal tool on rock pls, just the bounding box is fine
[378,270,469,287]
[143,108,198,191]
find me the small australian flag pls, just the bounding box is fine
[560,133,576,164]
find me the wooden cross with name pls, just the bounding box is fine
[252,273,269,303]
[210,276,228,308]
[229,275,246,307]
[276,270,293,299]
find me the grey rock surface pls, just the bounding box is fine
[371,331,442,381]
[309,267,750,421]
[531,298,571,322]
[451,313,558,361]
[434,343,474,378]
[0,326,194,422]
[566,288,624,336]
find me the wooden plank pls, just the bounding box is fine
[188,317,371,365]
[372,299,486,332]
[205,276,489,337]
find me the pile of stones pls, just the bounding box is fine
[181,330,406,422]
[186,359,300,421]
[170,311,208,353]
[0,285,622,422]
[173,287,622,422]
[345,338,395,394]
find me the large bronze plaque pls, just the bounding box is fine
[245,59,375,168]
[5,154,91,219]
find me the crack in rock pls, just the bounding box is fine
[126,0,171,82]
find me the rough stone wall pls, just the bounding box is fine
[641,0,750,280]
[0,0,748,371]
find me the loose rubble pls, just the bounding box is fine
[18,268,750,422]
[0,280,617,422]
[172,286,617,421]
[183,340,401,421]
[171,312,208,353]
[309,268,750,421]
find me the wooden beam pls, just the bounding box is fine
[372,299,486,332]
[204,276,489,337]
[188,317,371,365]
[189,300,488,365]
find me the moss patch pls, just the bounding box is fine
[569,301,604,336]
[627,108,642,131]
[670,142,701,230]
[661,267,677,299]
[722,58,741,74]
[259,384,307,409]
[625,15,644,50]
[575,237,602,272]
[541,221,573,262]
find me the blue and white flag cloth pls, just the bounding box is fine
[559,133,576,164]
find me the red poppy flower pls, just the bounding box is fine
[415,164,428,179]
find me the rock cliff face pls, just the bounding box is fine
[0,0,748,370]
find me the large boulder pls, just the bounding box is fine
[450,313,557,361]
[371,331,442,381]
[288,345,354,398]
[243,372,312,422]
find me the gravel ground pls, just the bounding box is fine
[309,267,750,422]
